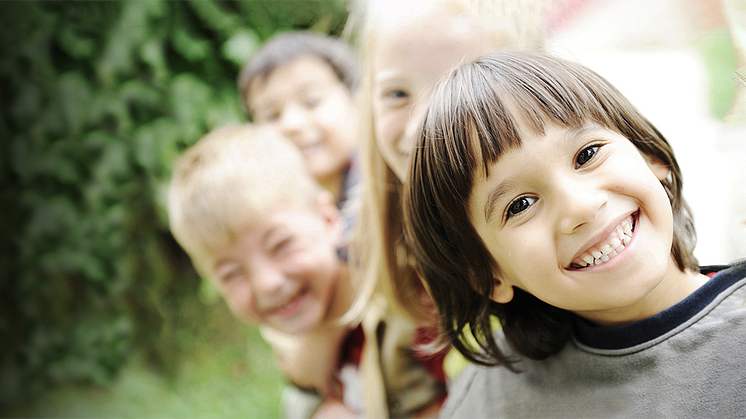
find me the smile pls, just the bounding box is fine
[570,213,636,269]
[265,287,308,317]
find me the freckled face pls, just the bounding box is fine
[206,200,343,335]
[371,9,491,181]
[468,122,684,326]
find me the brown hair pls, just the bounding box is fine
[404,51,698,367]
[238,31,360,120]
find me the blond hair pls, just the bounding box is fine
[167,124,320,275]
[344,0,550,324]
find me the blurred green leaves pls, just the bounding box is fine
[0,0,348,408]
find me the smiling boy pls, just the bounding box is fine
[404,51,746,417]
[167,124,358,417]
[239,32,359,211]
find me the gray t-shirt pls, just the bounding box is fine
[442,262,746,419]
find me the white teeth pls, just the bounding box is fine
[573,217,635,269]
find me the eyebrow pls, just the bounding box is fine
[483,177,518,224]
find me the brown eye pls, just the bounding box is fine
[576,145,599,167]
[507,196,537,219]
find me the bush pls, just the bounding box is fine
[0,0,348,407]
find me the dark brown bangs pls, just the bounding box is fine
[423,60,525,188]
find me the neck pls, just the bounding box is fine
[583,258,709,327]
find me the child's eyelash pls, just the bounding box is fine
[576,142,604,168]
[504,196,537,221]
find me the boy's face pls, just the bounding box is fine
[371,6,491,181]
[206,195,344,335]
[248,56,357,186]
[467,122,683,327]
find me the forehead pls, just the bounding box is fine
[373,9,491,81]
[248,55,342,105]
[207,198,319,255]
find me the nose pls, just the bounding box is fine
[251,263,286,296]
[278,104,309,136]
[556,176,607,235]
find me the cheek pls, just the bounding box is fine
[374,110,406,158]
[317,94,355,137]
[225,285,259,323]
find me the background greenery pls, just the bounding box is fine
[0,0,348,416]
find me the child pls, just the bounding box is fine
[404,51,746,417]
[167,124,358,417]
[238,31,360,213]
[167,124,446,418]
[346,0,547,329]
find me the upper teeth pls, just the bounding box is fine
[574,218,633,268]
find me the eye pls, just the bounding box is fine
[219,268,245,285]
[269,237,295,258]
[303,92,324,109]
[386,90,408,99]
[506,196,537,219]
[576,144,600,168]
[257,109,281,123]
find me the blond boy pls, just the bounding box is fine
[167,124,357,417]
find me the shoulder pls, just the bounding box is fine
[440,358,535,419]
[440,332,529,418]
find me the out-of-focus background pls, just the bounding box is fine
[1,0,742,418]
[0,1,347,417]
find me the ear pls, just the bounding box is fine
[490,276,515,304]
[645,156,671,182]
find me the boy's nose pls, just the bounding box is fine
[251,265,286,295]
[557,178,607,235]
[278,105,310,135]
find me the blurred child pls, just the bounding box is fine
[167,124,358,418]
[404,51,746,417]
[238,32,360,213]
[321,0,548,415]
[346,0,546,325]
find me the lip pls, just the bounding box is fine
[263,287,308,318]
[567,210,639,270]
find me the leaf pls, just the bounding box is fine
[221,30,260,66]
[134,117,181,176]
[171,25,212,62]
[57,72,93,136]
[170,73,213,140]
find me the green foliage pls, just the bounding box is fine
[0,0,348,408]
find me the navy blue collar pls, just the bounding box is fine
[573,261,746,350]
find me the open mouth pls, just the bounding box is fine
[265,287,308,317]
[570,212,637,270]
